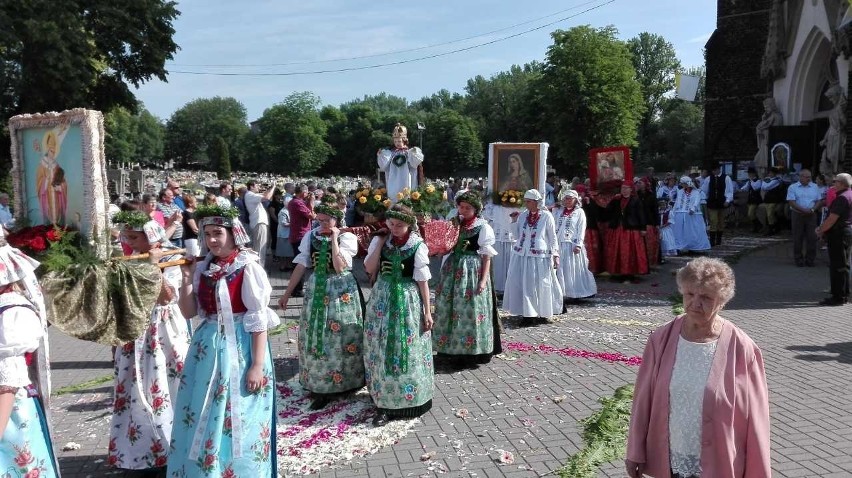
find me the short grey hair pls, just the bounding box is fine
[835,173,852,188]
[676,257,736,306]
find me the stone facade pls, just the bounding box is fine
[705,0,773,168]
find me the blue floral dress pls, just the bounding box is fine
[363,234,434,417]
[167,249,280,477]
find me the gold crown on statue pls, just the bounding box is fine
[391,123,408,140]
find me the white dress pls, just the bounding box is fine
[502,210,563,317]
[108,253,192,470]
[377,146,424,202]
[669,337,717,477]
[483,203,519,293]
[552,206,597,299]
[671,189,711,252]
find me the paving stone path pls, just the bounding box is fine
[47,231,852,477]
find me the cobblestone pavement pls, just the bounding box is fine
[46,231,852,477]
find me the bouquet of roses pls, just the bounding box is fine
[6,225,69,255]
[398,183,451,218]
[354,187,391,215]
[492,189,524,208]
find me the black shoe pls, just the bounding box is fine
[372,412,389,427]
[309,396,330,410]
[818,298,846,306]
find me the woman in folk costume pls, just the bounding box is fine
[577,186,603,275]
[0,241,59,477]
[278,204,365,410]
[502,189,563,325]
[671,176,711,254]
[433,192,502,369]
[635,178,661,268]
[658,199,678,258]
[108,212,191,472]
[363,204,433,426]
[377,124,424,203]
[168,205,280,477]
[553,189,597,305]
[604,182,649,277]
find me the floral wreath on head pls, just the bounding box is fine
[195,205,250,246]
[455,191,482,215]
[112,210,150,231]
[314,204,343,221]
[385,209,417,226]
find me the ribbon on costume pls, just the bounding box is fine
[381,242,417,376]
[189,259,244,460]
[307,236,330,358]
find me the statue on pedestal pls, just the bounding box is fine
[754,98,783,173]
[819,84,847,175]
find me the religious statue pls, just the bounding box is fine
[35,123,70,224]
[377,123,424,203]
[819,84,847,175]
[754,98,783,173]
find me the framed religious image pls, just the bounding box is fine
[487,143,549,197]
[588,145,632,195]
[770,142,791,171]
[9,109,110,258]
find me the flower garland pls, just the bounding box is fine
[492,189,523,208]
[502,341,642,366]
[276,379,417,475]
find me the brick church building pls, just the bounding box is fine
[706,0,852,177]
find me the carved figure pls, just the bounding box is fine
[754,98,783,172]
[819,84,847,175]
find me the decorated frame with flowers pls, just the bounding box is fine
[8,109,110,259]
[487,143,548,201]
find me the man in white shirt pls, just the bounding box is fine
[0,193,14,231]
[758,168,785,235]
[700,163,734,246]
[216,182,233,208]
[786,169,822,266]
[244,180,274,268]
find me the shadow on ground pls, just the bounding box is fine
[786,342,852,364]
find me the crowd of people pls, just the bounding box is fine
[0,148,849,477]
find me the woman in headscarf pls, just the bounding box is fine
[108,211,191,472]
[278,204,365,410]
[0,239,59,477]
[363,204,433,426]
[604,182,649,278]
[553,189,597,306]
[168,205,279,476]
[433,191,502,369]
[671,176,711,254]
[502,189,563,325]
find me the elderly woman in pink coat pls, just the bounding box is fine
[626,257,771,478]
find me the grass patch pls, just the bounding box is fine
[53,373,113,396]
[557,384,634,478]
[668,292,684,315]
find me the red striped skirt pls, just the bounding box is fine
[604,226,649,275]
[644,225,660,267]
[585,228,602,274]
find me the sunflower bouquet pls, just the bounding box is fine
[354,187,391,215]
[492,189,524,208]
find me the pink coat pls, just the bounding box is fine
[626,315,771,477]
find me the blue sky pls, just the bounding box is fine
[135,0,716,122]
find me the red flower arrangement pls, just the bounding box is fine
[6,225,69,255]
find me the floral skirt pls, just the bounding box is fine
[109,304,190,470]
[433,254,496,356]
[364,277,433,416]
[298,271,366,395]
[0,389,59,478]
[604,227,649,276]
[167,317,277,477]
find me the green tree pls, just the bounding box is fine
[164,97,249,168]
[627,32,681,162]
[209,136,231,180]
[250,92,332,175]
[411,89,467,114]
[343,93,409,115]
[656,99,704,171]
[104,105,164,166]
[541,25,645,171]
[321,104,387,175]
[0,0,179,117]
[422,109,483,174]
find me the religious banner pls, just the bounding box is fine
[8,108,110,258]
[487,142,548,200]
[588,145,633,195]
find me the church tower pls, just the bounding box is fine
[704,0,773,170]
